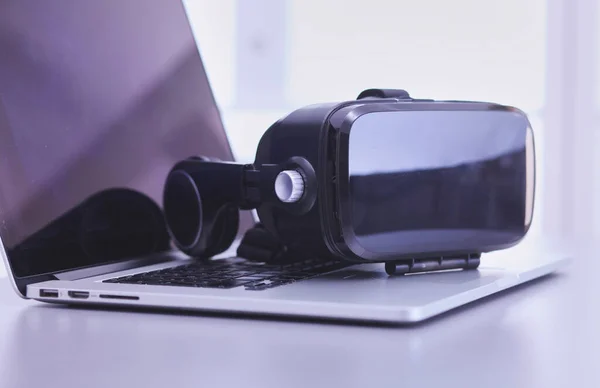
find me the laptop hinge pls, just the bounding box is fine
[54,251,184,281]
[384,253,481,275]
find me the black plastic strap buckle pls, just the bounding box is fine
[357,88,412,100]
[356,88,436,103]
[237,223,290,263]
[384,254,481,275]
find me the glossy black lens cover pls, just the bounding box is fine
[335,105,534,261]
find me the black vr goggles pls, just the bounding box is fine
[162,89,535,274]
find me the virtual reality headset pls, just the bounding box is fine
[162,89,535,274]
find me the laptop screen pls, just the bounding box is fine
[0,1,236,279]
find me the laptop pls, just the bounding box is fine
[0,0,569,324]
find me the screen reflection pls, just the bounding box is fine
[0,1,237,279]
[348,109,532,254]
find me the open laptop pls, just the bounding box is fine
[0,0,569,324]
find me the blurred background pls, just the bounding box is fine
[182,0,599,255]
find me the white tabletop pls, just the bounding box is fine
[0,246,595,388]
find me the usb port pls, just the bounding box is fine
[67,291,90,299]
[39,289,59,298]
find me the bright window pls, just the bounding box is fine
[287,0,547,112]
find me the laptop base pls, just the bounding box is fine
[26,244,570,324]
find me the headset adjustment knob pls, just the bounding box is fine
[274,170,305,203]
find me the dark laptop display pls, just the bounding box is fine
[0,1,236,279]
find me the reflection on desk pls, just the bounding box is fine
[0,305,524,387]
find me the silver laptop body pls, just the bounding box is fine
[0,0,569,324]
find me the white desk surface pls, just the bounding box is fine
[0,245,595,388]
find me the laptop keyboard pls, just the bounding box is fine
[103,258,349,291]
